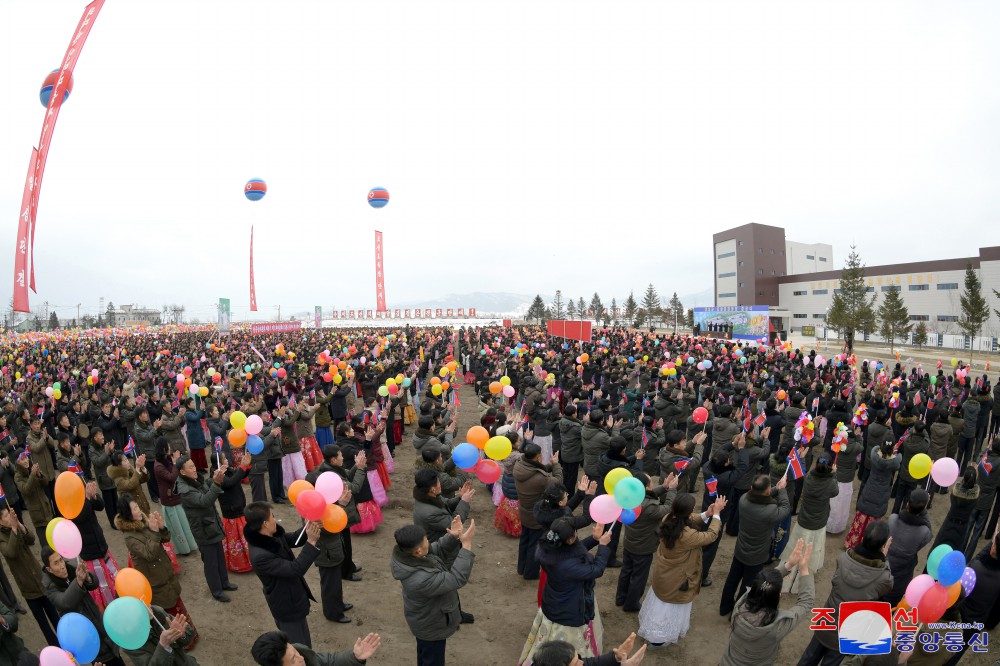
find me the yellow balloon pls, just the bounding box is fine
[499,376,511,387]
[604,468,632,495]
[908,453,932,480]
[386,378,396,386]
[439,367,449,377]
[53,389,62,400]
[230,411,247,429]
[431,384,443,396]
[333,374,343,385]
[46,518,64,551]
[484,436,512,461]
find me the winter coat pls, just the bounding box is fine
[814,549,893,650]
[975,449,1000,512]
[734,442,770,491]
[412,488,470,546]
[532,490,593,531]
[581,422,611,477]
[834,436,864,483]
[898,429,931,485]
[412,427,452,456]
[184,407,206,451]
[73,496,108,562]
[513,457,564,530]
[0,526,44,600]
[0,601,23,666]
[735,489,790,566]
[856,449,902,517]
[135,420,159,458]
[89,441,115,490]
[109,463,150,515]
[25,430,57,484]
[864,422,894,469]
[932,484,979,551]
[711,418,741,455]
[928,422,951,462]
[795,467,839,530]
[154,459,182,508]
[14,465,52,530]
[658,442,705,491]
[116,516,181,608]
[390,535,474,642]
[959,546,1000,628]
[412,459,468,499]
[536,536,610,627]
[120,605,200,666]
[328,385,352,420]
[244,524,320,623]
[961,399,980,438]
[721,570,815,666]
[278,410,301,454]
[648,516,722,604]
[218,466,249,520]
[623,488,676,556]
[558,417,584,464]
[887,511,932,575]
[780,406,805,446]
[44,564,121,664]
[595,451,642,488]
[158,412,187,454]
[176,474,224,546]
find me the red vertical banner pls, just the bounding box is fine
[249,226,258,311]
[13,150,39,312]
[375,230,386,312]
[28,0,106,296]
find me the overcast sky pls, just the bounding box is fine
[2,1,998,321]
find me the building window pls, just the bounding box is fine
[718,272,736,278]
[909,284,929,292]
[834,289,842,295]
[813,289,828,295]
[910,315,929,321]
[814,314,826,319]
[757,269,763,275]
[771,270,776,276]
[881,285,900,293]
[738,241,744,246]
[780,250,785,256]
[758,291,765,296]
[819,257,828,262]
[718,292,736,298]
[793,314,807,319]
[806,254,815,260]
[937,315,958,322]
[717,251,735,259]
[937,283,958,290]
[781,271,786,276]
[865,287,874,293]
[758,248,764,253]
[769,249,775,254]
[793,290,807,296]
[738,261,744,267]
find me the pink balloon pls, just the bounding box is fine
[314,472,344,504]
[502,385,516,398]
[52,519,82,559]
[905,573,936,607]
[589,494,622,524]
[802,357,811,366]
[244,414,264,436]
[930,457,960,487]
[39,647,75,666]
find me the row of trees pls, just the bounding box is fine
[526,285,693,330]
[828,245,997,358]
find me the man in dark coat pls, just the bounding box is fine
[244,501,322,647]
[251,629,381,666]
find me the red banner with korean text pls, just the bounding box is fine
[547,320,593,342]
[250,226,258,311]
[250,322,302,335]
[13,150,39,312]
[375,230,386,312]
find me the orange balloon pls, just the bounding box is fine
[441,381,450,392]
[115,568,152,604]
[776,390,787,401]
[54,471,85,520]
[184,378,192,388]
[489,381,502,394]
[228,428,248,447]
[581,353,589,363]
[288,479,314,505]
[467,426,489,449]
[337,361,347,370]
[322,504,348,533]
[430,377,442,386]
[447,361,458,371]
[246,372,253,380]
[946,581,962,607]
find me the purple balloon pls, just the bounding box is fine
[961,567,977,596]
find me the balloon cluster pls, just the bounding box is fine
[288,475,349,533]
[852,403,868,427]
[590,469,644,525]
[888,392,900,409]
[488,375,516,398]
[451,427,512,484]
[793,412,815,444]
[229,411,265,454]
[905,545,976,623]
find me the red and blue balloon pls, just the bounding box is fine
[368,187,389,208]
[40,70,73,108]
[245,178,267,201]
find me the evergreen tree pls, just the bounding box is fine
[668,292,684,333]
[876,289,911,353]
[827,245,877,351]
[610,298,618,325]
[634,309,647,327]
[959,263,989,360]
[95,314,104,328]
[577,297,586,320]
[641,284,661,328]
[527,295,547,323]
[913,321,928,349]
[47,311,59,330]
[32,316,42,331]
[686,308,694,328]
[624,292,638,327]
[551,291,565,320]
[567,298,577,320]
[589,293,605,323]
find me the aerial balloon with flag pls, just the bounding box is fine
[245,178,267,201]
[367,187,389,208]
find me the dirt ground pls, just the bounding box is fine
[12,388,992,665]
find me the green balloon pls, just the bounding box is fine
[613,477,645,510]
[378,386,389,397]
[927,544,953,580]
[402,378,412,388]
[103,597,150,650]
[929,376,937,384]
[53,382,60,390]
[244,365,252,373]
[273,362,281,369]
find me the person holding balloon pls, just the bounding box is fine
[71,478,120,611]
[891,421,931,515]
[0,505,59,646]
[121,608,198,666]
[314,445,366,583]
[176,455,238,603]
[885,488,933,606]
[115,493,198,650]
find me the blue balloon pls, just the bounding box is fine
[57,612,100,663]
[703,359,713,369]
[628,356,634,363]
[937,550,966,587]
[246,435,264,455]
[619,508,638,525]
[687,357,695,364]
[451,443,480,470]
[103,597,150,650]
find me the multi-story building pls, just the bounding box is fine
[109,304,162,326]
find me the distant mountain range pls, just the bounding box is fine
[393,292,536,314]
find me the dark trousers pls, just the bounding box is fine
[416,638,447,666]
[342,530,358,578]
[725,488,747,536]
[701,524,724,580]
[276,617,311,648]
[560,460,579,494]
[892,480,917,515]
[267,458,285,501]
[145,459,159,501]
[517,527,543,579]
[44,482,58,518]
[250,474,268,502]
[101,487,118,529]
[720,557,764,616]
[796,634,844,666]
[958,434,976,470]
[615,550,653,611]
[27,596,59,646]
[985,489,1000,541]
[319,565,346,620]
[201,541,230,596]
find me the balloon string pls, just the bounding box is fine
[146,604,167,631]
[294,519,307,546]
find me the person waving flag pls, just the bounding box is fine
[123,436,136,456]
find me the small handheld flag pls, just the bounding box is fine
[705,476,718,497]
[123,437,136,456]
[981,451,994,476]
[673,457,692,474]
[213,437,223,452]
[787,448,806,480]
[754,411,767,428]
[66,461,84,477]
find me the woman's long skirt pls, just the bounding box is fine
[162,503,197,555]
[844,511,878,550]
[826,481,854,534]
[637,592,691,646]
[83,551,120,611]
[299,436,323,472]
[221,515,253,573]
[494,497,521,537]
[350,500,383,534]
[518,604,603,665]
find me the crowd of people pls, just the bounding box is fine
[0,322,995,665]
